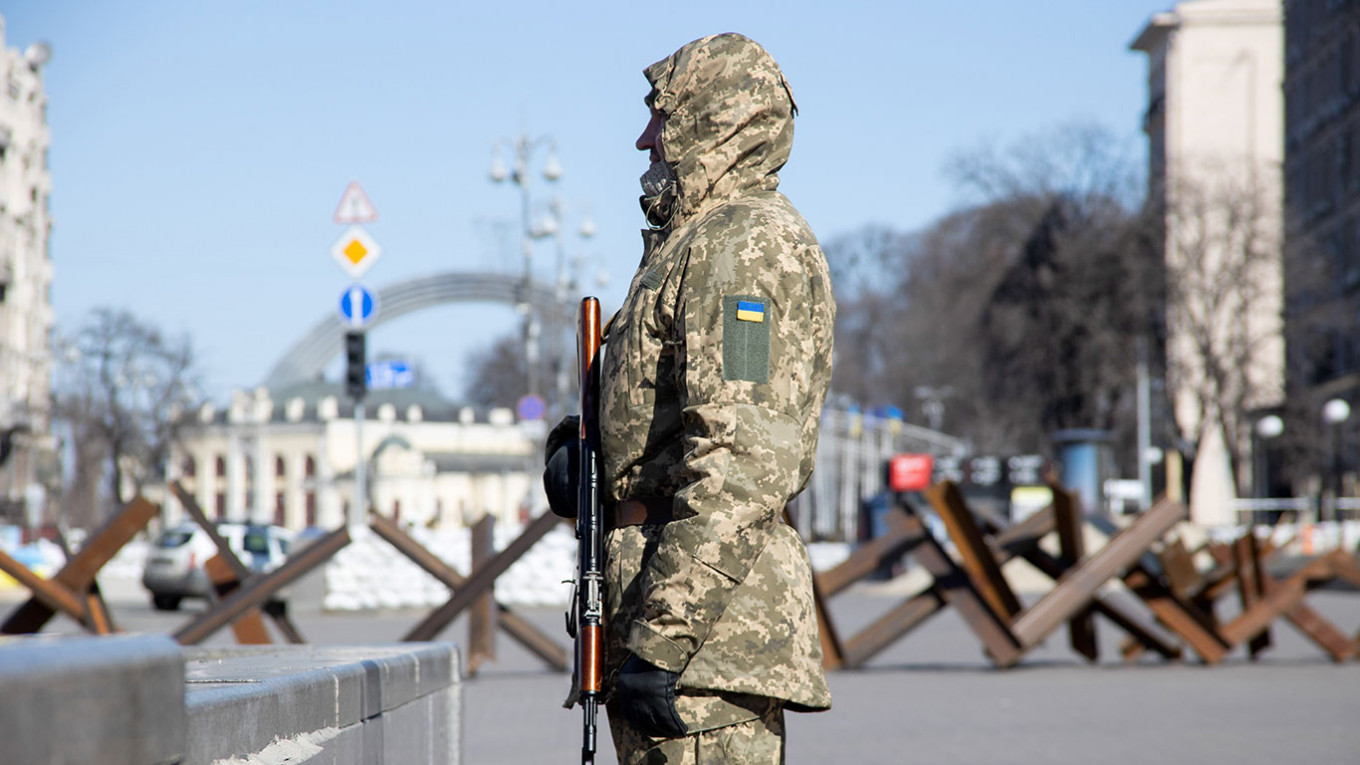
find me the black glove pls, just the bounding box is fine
[543,416,579,519]
[615,654,688,739]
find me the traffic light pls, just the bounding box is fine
[345,330,366,401]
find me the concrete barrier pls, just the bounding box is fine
[0,635,461,765]
[185,643,461,764]
[0,634,187,765]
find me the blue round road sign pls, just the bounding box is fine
[516,394,546,421]
[338,285,377,327]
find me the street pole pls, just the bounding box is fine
[1330,423,1342,523]
[1322,399,1351,524]
[1136,337,1152,512]
[329,183,381,529]
[344,329,369,531]
[352,400,365,530]
[490,134,561,405]
[519,139,538,401]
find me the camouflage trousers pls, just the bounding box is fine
[606,695,785,765]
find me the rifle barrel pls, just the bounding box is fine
[576,297,605,763]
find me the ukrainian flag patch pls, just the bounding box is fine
[723,295,770,383]
[736,300,766,323]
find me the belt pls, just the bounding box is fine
[611,497,674,527]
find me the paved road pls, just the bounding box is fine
[8,577,1360,764]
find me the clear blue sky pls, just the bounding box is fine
[4,0,1167,402]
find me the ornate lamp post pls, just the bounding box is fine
[546,198,595,417]
[1322,399,1351,522]
[489,135,562,402]
[1253,413,1283,500]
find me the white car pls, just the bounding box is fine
[141,523,293,611]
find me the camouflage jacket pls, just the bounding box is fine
[599,33,834,723]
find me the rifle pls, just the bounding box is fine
[572,296,605,764]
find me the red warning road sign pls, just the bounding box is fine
[333,181,378,224]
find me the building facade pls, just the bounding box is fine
[168,384,540,532]
[168,383,971,543]
[0,16,54,527]
[1283,0,1360,501]
[1132,0,1285,526]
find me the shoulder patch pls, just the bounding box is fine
[640,268,664,291]
[723,295,770,383]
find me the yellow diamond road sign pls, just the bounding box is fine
[330,225,382,279]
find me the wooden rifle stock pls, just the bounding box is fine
[575,297,605,764]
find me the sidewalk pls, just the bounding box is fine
[465,586,1360,765]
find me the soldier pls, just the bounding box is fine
[548,32,834,763]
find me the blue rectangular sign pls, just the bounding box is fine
[366,359,415,389]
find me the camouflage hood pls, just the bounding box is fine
[644,33,798,226]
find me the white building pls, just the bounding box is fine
[1131,0,1285,526]
[168,383,541,532]
[0,15,55,526]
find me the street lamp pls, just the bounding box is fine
[545,199,595,418]
[489,134,563,402]
[1252,414,1284,517]
[1322,399,1351,522]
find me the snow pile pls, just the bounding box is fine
[806,542,851,572]
[322,522,576,611]
[0,518,848,609]
[320,521,850,612]
[101,539,150,580]
[1204,520,1360,556]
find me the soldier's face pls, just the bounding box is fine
[636,108,664,163]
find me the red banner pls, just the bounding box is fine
[888,454,934,492]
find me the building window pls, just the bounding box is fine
[275,455,285,478]
[244,457,254,510]
[215,492,226,519]
[275,493,286,526]
[182,456,197,478]
[392,499,401,523]
[215,455,226,477]
[305,492,317,527]
[304,455,316,477]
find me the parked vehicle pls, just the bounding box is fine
[141,523,293,611]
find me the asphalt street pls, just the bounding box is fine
[9,576,1360,764]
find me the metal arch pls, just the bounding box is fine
[263,272,575,389]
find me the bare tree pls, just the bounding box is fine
[53,308,199,526]
[1158,163,1283,495]
[893,203,1035,450]
[946,122,1143,218]
[946,124,1155,459]
[823,225,917,405]
[824,123,1162,472]
[463,333,565,414]
[980,194,1161,448]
